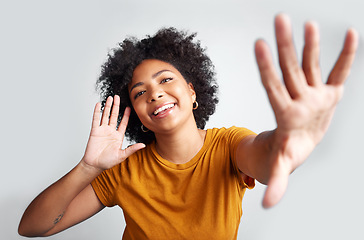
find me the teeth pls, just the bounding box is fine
[154,103,174,115]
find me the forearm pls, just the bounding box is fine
[18,160,102,237]
[238,128,304,185]
[238,129,291,185]
[18,96,144,236]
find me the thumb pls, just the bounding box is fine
[262,168,289,208]
[121,143,146,159]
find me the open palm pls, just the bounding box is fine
[82,96,145,171]
[255,14,358,208]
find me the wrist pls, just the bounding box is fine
[78,158,104,177]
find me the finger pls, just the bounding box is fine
[327,28,359,86]
[101,96,113,125]
[92,102,102,128]
[117,107,131,134]
[275,14,307,98]
[262,166,289,208]
[255,39,292,112]
[109,95,120,127]
[120,143,146,159]
[302,21,322,86]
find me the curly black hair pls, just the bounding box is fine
[96,27,219,144]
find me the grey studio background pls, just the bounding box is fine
[1,0,363,239]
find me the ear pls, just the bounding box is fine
[188,82,196,102]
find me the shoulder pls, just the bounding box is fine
[207,126,256,141]
[99,144,154,176]
[120,143,156,171]
[202,127,256,157]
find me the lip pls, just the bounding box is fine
[152,102,176,118]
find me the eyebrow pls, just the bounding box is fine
[129,69,172,93]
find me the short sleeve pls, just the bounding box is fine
[224,126,256,190]
[91,164,122,207]
[239,171,255,189]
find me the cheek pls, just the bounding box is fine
[171,83,194,102]
[132,102,147,121]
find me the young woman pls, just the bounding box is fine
[18,14,358,239]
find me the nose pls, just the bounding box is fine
[148,86,164,102]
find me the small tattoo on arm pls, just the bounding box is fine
[54,212,64,225]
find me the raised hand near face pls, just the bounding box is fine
[82,96,145,172]
[254,14,358,208]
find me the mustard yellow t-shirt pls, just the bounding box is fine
[91,127,255,240]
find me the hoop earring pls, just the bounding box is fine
[141,124,149,133]
[193,101,198,110]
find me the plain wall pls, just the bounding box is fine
[1,0,363,239]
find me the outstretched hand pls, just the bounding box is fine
[254,14,358,208]
[82,95,145,172]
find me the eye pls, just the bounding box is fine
[160,77,173,84]
[134,90,146,99]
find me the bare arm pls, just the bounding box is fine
[18,165,104,237]
[18,96,145,237]
[41,184,104,237]
[236,14,358,208]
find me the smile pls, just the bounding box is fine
[153,103,175,116]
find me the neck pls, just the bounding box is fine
[154,120,206,164]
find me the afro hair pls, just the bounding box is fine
[96,27,219,144]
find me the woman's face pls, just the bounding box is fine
[128,59,196,134]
